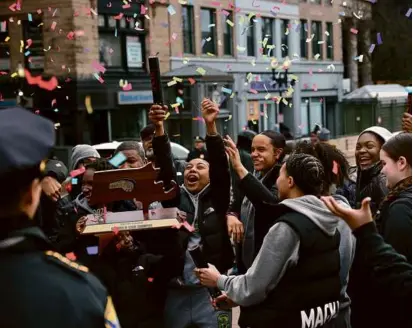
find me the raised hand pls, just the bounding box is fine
[224,135,242,170]
[321,196,373,230]
[402,112,412,133]
[201,98,219,125]
[149,104,168,127]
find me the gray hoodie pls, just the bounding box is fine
[217,195,355,309]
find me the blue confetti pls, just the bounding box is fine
[24,51,30,57]
[72,178,78,185]
[115,28,118,37]
[28,13,32,22]
[167,5,176,16]
[221,87,232,94]
[86,246,99,255]
[368,44,375,54]
[109,152,127,168]
[406,8,412,17]
[377,32,383,45]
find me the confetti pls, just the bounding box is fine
[72,178,78,185]
[167,5,176,15]
[226,19,234,27]
[237,45,246,52]
[25,69,58,91]
[70,166,86,178]
[28,13,32,22]
[221,87,232,94]
[165,112,171,120]
[377,33,382,45]
[350,28,358,34]
[196,67,206,75]
[86,246,99,255]
[122,83,132,91]
[65,252,77,261]
[51,21,57,31]
[148,277,154,283]
[225,115,232,122]
[188,77,196,85]
[249,89,258,94]
[93,73,104,83]
[406,8,412,17]
[26,39,32,49]
[112,226,119,235]
[109,152,127,168]
[85,95,93,114]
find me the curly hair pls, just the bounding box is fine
[285,153,325,196]
[294,141,350,194]
[85,158,115,172]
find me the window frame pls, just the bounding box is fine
[311,20,322,58]
[246,15,256,57]
[261,17,274,56]
[98,14,146,73]
[182,5,195,54]
[222,10,234,56]
[200,7,217,55]
[280,19,289,58]
[326,22,333,60]
[0,19,10,72]
[23,16,44,72]
[300,20,308,59]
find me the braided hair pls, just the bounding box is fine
[285,153,325,196]
[294,141,350,195]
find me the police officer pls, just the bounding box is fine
[187,136,209,162]
[0,108,120,328]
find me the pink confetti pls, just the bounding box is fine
[147,277,154,283]
[26,39,32,49]
[114,13,124,20]
[188,78,196,85]
[51,99,56,107]
[92,60,106,74]
[122,3,131,9]
[51,21,57,31]
[9,3,17,11]
[211,1,221,6]
[332,161,339,175]
[122,83,132,91]
[70,166,86,178]
[312,84,318,91]
[67,31,75,40]
[37,9,42,14]
[350,28,358,34]
[65,252,77,261]
[112,226,119,235]
[221,10,230,16]
[249,89,258,94]
[140,5,146,14]
[172,32,178,40]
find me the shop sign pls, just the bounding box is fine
[118,91,153,105]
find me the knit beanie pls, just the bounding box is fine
[71,144,100,170]
[359,126,392,144]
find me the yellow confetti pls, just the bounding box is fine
[196,67,206,75]
[207,52,215,56]
[246,73,253,83]
[85,95,93,114]
[165,112,171,120]
[173,77,183,82]
[5,36,10,42]
[262,37,268,48]
[171,103,180,108]
[167,80,177,87]
[265,93,271,100]
[247,13,255,21]
[225,115,232,122]
[206,37,211,42]
[230,93,235,98]
[306,34,315,42]
[178,0,187,4]
[285,28,289,35]
[314,53,320,60]
[183,57,190,64]
[282,98,288,106]
[290,74,299,81]
[226,19,234,27]
[237,46,246,52]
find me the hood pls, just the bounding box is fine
[280,195,350,236]
[73,193,94,214]
[71,144,100,170]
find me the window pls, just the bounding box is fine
[24,18,44,70]
[201,8,216,55]
[261,17,274,56]
[98,14,144,70]
[311,21,322,58]
[182,6,195,54]
[223,11,233,56]
[0,19,10,71]
[280,19,289,58]
[246,15,256,56]
[326,22,333,59]
[300,20,308,58]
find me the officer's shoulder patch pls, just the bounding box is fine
[44,250,89,273]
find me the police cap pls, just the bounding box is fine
[0,107,55,176]
[194,136,205,143]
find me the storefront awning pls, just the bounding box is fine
[343,84,408,104]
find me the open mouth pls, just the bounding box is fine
[187,174,199,184]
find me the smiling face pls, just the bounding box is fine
[81,168,95,202]
[380,149,410,188]
[119,149,145,169]
[251,135,282,173]
[355,132,383,170]
[184,159,210,193]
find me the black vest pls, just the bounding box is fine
[239,210,341,328]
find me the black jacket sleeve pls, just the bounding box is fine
[152,134,180,208]
[352,222,412,318]
[206,134,231,214]
[382,200,412,263]
[239,173,279,208]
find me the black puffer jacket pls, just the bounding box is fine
[355,162,388,214]
[376,182,412,263]
[156,133,234,273]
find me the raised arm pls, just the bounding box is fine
[202,99,231,214]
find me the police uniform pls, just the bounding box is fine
[187,136,209,162]
[0,108,120,328]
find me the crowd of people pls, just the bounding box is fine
[0,102,411,328]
